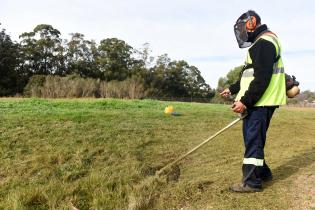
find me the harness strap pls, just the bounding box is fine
[242,31,281,72]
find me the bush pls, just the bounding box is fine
[99,78,145,99]
[23,75,146,99]
[23,75,47,97]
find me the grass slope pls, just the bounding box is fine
[0,98,314,210]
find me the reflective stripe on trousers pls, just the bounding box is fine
[243,158,264,166]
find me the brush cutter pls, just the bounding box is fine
[156,112,247,176]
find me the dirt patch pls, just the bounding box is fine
[290,173,315,210]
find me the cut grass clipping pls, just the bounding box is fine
[128,165,180,210]
[128,115,244,210]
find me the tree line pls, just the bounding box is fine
[0,23,214,99]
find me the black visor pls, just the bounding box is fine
[234,21,252,48]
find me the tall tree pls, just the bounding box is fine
[148,54,212,98]
[97,38,133,81]
[130,43,154,80]
[65,33,99,77]
[19,24,64,75]
[185,65,212,98]
[0,24,19,96]
[146,54,171,96]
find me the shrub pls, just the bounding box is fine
[23,75,47,97]
[24,75,145,99]
[99,78,145,99]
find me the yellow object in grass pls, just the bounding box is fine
[164,106,173,114]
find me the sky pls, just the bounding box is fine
[1,0,315,90]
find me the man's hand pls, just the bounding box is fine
[232,101,246,113]
[220,88,231,98]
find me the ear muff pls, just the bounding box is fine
[246,16,257,30]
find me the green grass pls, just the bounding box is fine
[0,98,314,210]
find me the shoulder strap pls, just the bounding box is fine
[257,31,281,63]
[242,30,281,74]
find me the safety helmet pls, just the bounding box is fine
[234,10,261,48]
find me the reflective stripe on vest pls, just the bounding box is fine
[243,158,264,166]
[235,33,286,106]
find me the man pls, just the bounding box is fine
[220,10,286,192]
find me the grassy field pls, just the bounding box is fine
[0,98,314,210]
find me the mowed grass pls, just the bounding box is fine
[0,98,314,210]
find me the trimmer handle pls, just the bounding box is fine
[240,110,248,119]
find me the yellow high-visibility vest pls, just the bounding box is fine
[235,32,286,106]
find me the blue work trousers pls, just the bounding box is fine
[242,106,276,188]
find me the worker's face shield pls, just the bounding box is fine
[234,21,252,48]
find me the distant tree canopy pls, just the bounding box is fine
[19,24,63,75]
[217,65,243,90]
[292,90,315,103]
[0,23,214,99]
[211,65,243,103]
[0,24,20,95]
[147,54,212,98]
[65,33,98,78]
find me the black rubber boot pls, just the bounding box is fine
[261,175,273,182]
[229,183,262,193]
